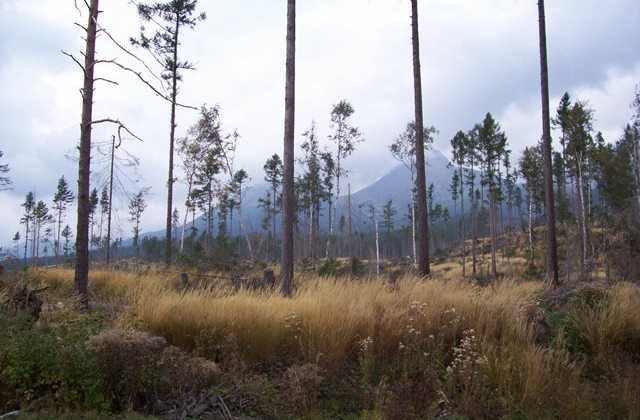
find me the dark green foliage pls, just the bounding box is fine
[0,150,10,190]
[0,311,108,412]
[318,258,341,277]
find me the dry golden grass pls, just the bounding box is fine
[30,266,640,417]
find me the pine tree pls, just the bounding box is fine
[132,0,205,266]
[20,192,35,266]
[410,0,431,276]
[52,176,75,264]
[129,189,149,258]
[537,0,559,286]
[264,154,283,262]
[450,130,468,276]
[0,151,11,190]
[381,200,397,258]
[476,113,508,280]
[62,225,73,259]
[327,100,363,258]
[519,145,545,273]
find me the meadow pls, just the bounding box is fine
[1,262,640,419]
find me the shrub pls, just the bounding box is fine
[1,310,107,412]
[88,329,218,412]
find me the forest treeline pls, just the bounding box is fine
[0,0,639,302]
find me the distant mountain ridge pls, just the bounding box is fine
[138,149,456,241]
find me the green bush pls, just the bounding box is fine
[0,311,108,412]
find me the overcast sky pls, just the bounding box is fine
[0,0,639,248]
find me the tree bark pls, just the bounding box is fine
[281,0,296,297]
[489,183,498,280]
[538,0,559,286]
[460,166,466,277]
[165,13,180,267]
[74,0,99,308]
[411,0,430,276]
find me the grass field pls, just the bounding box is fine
[1,263,639,418]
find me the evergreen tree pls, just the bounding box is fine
[0,151,11,190]
[381,200,397,257]
[450,130,468,276]
[89,188,99,250]
[563,101,595,274]
[20,192,35,265]
[476,113,508,280]
[519,145,545,273]
[299,122,326,261]
[264,153,283,262]
[128,189,149,257]
[62,225,73,259]
[390,121,436,266]
[52,175,75,263]
[328,100,363,257]
[132,0,206,266]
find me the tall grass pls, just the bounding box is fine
[31,267,640,417]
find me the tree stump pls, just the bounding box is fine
[180,272,189,289]
[263,269,276,289]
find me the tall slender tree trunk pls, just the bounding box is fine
[410,181,417,268]
[489,183,498,280]
[273,188,278,262]
[106,135,115,265]
[348,183,353,260]
[165,16,180,267]
[460,166,466,277]
[74,0,99,308]
[528,196,534,267]
[538,0,559,286]
[577,158,588,273]
[56,209,62,264]
[375,217,380,275]
[411,0,430,276]
[23,222,29,266]
[281,0,296,297]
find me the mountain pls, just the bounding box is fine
[348,149,454,223]
[139,149,456,240]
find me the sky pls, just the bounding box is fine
[0,0,639,249]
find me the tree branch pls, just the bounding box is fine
[90,118,143,142]
[61,50,85,73]
[95,22,168,95]
[73,22,87,32]
[98,58,196,110]
[94,77,119,85]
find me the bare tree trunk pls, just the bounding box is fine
[165,15,180,267]
[460,166,466,277]
[528,196,534,267]
[489,184,498,280]
[538,0,559,286]
[281,0,296,297]
[74,0,99,308]
[411,0,430,276]
[411,183,417,268]
[375,217,380,275]
[273,188,278,262]
[577,158,588,274]
[106,135,116,265]
[348,183,353,260]
[56,209,62,264]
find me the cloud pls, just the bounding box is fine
[0,0,639,246]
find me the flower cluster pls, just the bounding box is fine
[446,329,488,388]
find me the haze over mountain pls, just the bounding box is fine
[139,149,455,241]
